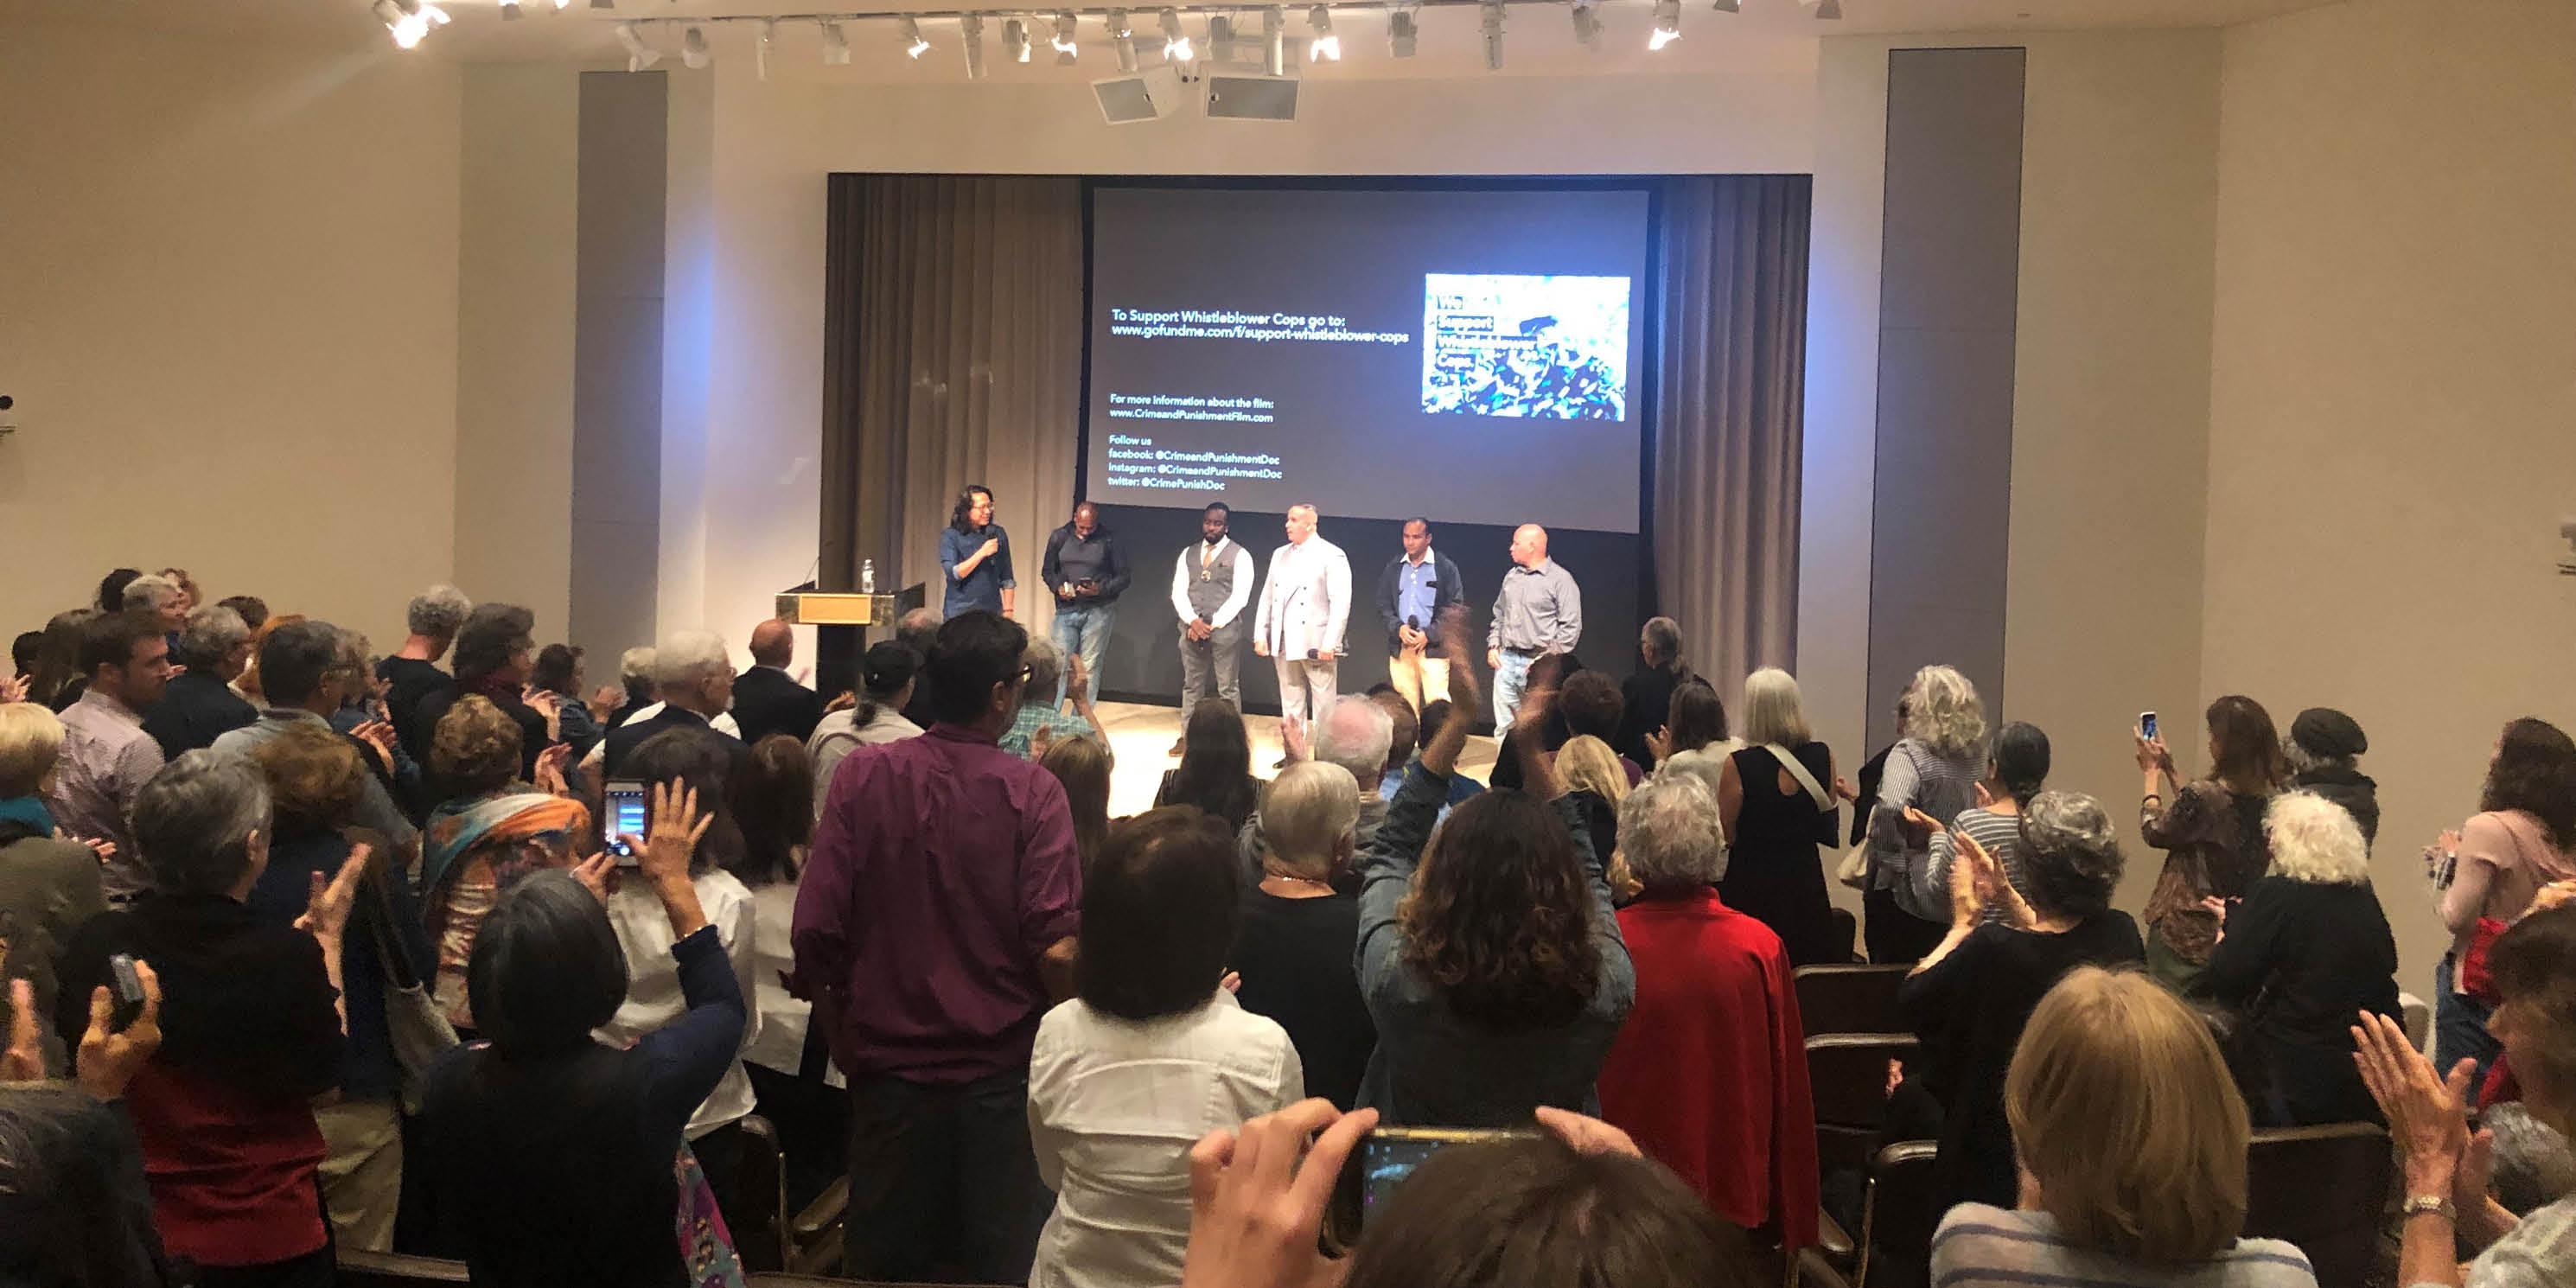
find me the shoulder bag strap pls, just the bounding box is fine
[1765,743,1833,813]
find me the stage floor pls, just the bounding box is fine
[1089,700,1502,819]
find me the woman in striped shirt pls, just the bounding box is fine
[1915,722,2052,922]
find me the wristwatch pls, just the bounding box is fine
[2401,1194,2456,1223]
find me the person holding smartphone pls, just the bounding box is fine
[1042,501,1131,709]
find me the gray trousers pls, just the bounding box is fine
[1178,619,1245,712]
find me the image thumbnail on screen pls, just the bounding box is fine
[1420,272,1632,421]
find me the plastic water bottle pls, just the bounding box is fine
[860,559,877,594]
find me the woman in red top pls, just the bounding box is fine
[1595,771,1818,1248]
[54,751,363,1288]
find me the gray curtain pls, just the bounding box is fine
[819,175,1082,641]
[1651,175,1811,693]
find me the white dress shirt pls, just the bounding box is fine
[1027,992,1304,1288]
[596,868,762,1139]
[1250,536,1353,659]
[743,882,845,1088]
[1169,538,1255,629]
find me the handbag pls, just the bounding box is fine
[1835,843,1872,890]
[362,860,459,1113]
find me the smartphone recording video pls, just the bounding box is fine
[1328,1125,1539,1247]
[605,781,648,865]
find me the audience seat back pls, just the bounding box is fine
[337,1251,470,1286]
[1806,1032,1920,1176]
[1856,1141,1937,1288]
[2243,1122,2393,1286]
[1795,965,1910,1036]
[730,1113,787,1272]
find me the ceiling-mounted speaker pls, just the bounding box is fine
[1093,65,1189,124]
[1206,71,1298,120]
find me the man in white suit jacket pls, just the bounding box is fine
[1252,503,1351,749]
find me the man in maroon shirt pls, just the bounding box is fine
[793,609,1082,1284]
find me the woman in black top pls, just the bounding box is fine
[1157,698,1264,834]
[1897,790,2146,1220]
[420,781,744,1288]
[1228,761,1376,1109]
[1715,667,1843,966]
[2197,791,2400,1126]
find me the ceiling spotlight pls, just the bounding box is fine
[1052,10,1079,62]
[1711,0,1738,10]
[1306,4,1337,61]
[1158,8,1194,62]
[1480,0,1503,71]
[1571,0,1600,50]
[681,25,711,68]
[614,21,661,69]
[500,0,521,20]
[1650,0,1681,48]
[822,20,852,63]
[1004,16,1030,63]
[898,15,929,57]
[1108,9,1138,72]
[756,19,775,80]
[1387,5,1417,57]
[962,12,987,76]
[375,0,448,49]
[1261,7,1285,77]
[1813,0,1844,16]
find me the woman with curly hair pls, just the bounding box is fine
[1354,644,1634,1125]
[2426,717,2576,1095]
[422,694,590,1033]
[1898,791,2146,1224]
[1865,665,1991,963]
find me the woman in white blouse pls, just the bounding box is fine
[1027,807,1302,1288]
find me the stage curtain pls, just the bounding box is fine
[819,174,1082,634]
[1651,175,1812,692]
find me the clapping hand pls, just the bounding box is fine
[295,846,372,946]
[1644,725,1674,765]
[350,720,399,773]
[75,962,163,1102]
[1,978,40,1083]
[1900,806,1942,843]
[533,743,574,797]
[825,690,858,715]
[1946,828,1989,928]
[2351,1010,2475,1196]
[0,673,25,705]
[588,685,624,724]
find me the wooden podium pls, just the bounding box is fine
[777,582,926,698]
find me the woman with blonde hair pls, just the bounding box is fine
[1866,665,1989,962]
[1931,966,2319,1285]
[1559,734,1634,896]
[0,702,109,1077]
[1039,733,1115,871]
[1715,667,1844,964]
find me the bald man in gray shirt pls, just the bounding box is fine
[1485,523,1581,727]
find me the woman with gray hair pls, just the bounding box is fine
[1231,761,1375,1109]
[1595,772,1820,1243]
[142,603,258,759]
[53,749,368,1288]
[1897,790,2146,1220]
[1866,665,1990,963]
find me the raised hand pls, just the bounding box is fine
[588,685,624,724]
[295,847,372,945]
[622,780,714,889]
[0,673,26,705]
[1644,725,1673,765]
[76,960,163,1102]
[351,720,399,772]
[2351,1008,2472,1196]
[1946,830,1989,928]
[1,978,41,1082]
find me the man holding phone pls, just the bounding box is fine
[1042,501,1131,709]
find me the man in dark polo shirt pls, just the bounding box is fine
[1039,501,1129,709]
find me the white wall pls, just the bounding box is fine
[1808,30,2222,924]
[0,24,462,652]
[2206,0,2576,990]
[658,57,1820,655]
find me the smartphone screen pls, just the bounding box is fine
[1329,1126,1538,1244]
[605,781,648,864]
[2139,711,2159,742]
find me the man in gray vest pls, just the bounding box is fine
[1168,501,1255,756]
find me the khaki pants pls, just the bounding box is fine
[315,1094,404,1253]
[1387,647,1451,712]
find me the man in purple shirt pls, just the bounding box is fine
[793,609,1081,1284]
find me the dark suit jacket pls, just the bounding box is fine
[1374,550,1466,652]
[1613,664,1687,769]
[411,682,552,784]
[143,671,259,760]
[729,666,826,748]
[601,705,747,783]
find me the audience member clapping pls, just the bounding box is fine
[0,703,110,1076]
[1920,719,2050,924]
[410,603,559,780]
[244,723,431,1251]
[530,642,607,757]
[1596,771,1818,1247]
[1154,698,1263,833]
[49,611,172,897]
[2197,790,2400,1125]
[595,628,742,781]
[54,750,366,1286]
[1232,761,1374,1110]
[1613,615,1693,768]
[804,640,923,816]
[421,782,748,1288]
[1029,807,1301,1288]
[420,695,591,1031]
[1643,675,1738,797]
[1554,734,1632,896]
[1901,791,2146,1216]
[1355,639,1633,1125]
[0,954,169,1287]
[1004,637,1106,758]
[2429,717,2576,1094]
[1864,664,1988,963]
[211,618,418,857]
[141,603,257,759]
[379,583,470,753]
[2138,694,2286,989]
[2356,902,2576,1287]
[1931,966,2320,1286]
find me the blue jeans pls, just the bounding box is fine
[1051,601,1116,706]
[2433,956,2501,1106]
[1492,648,1535,729]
